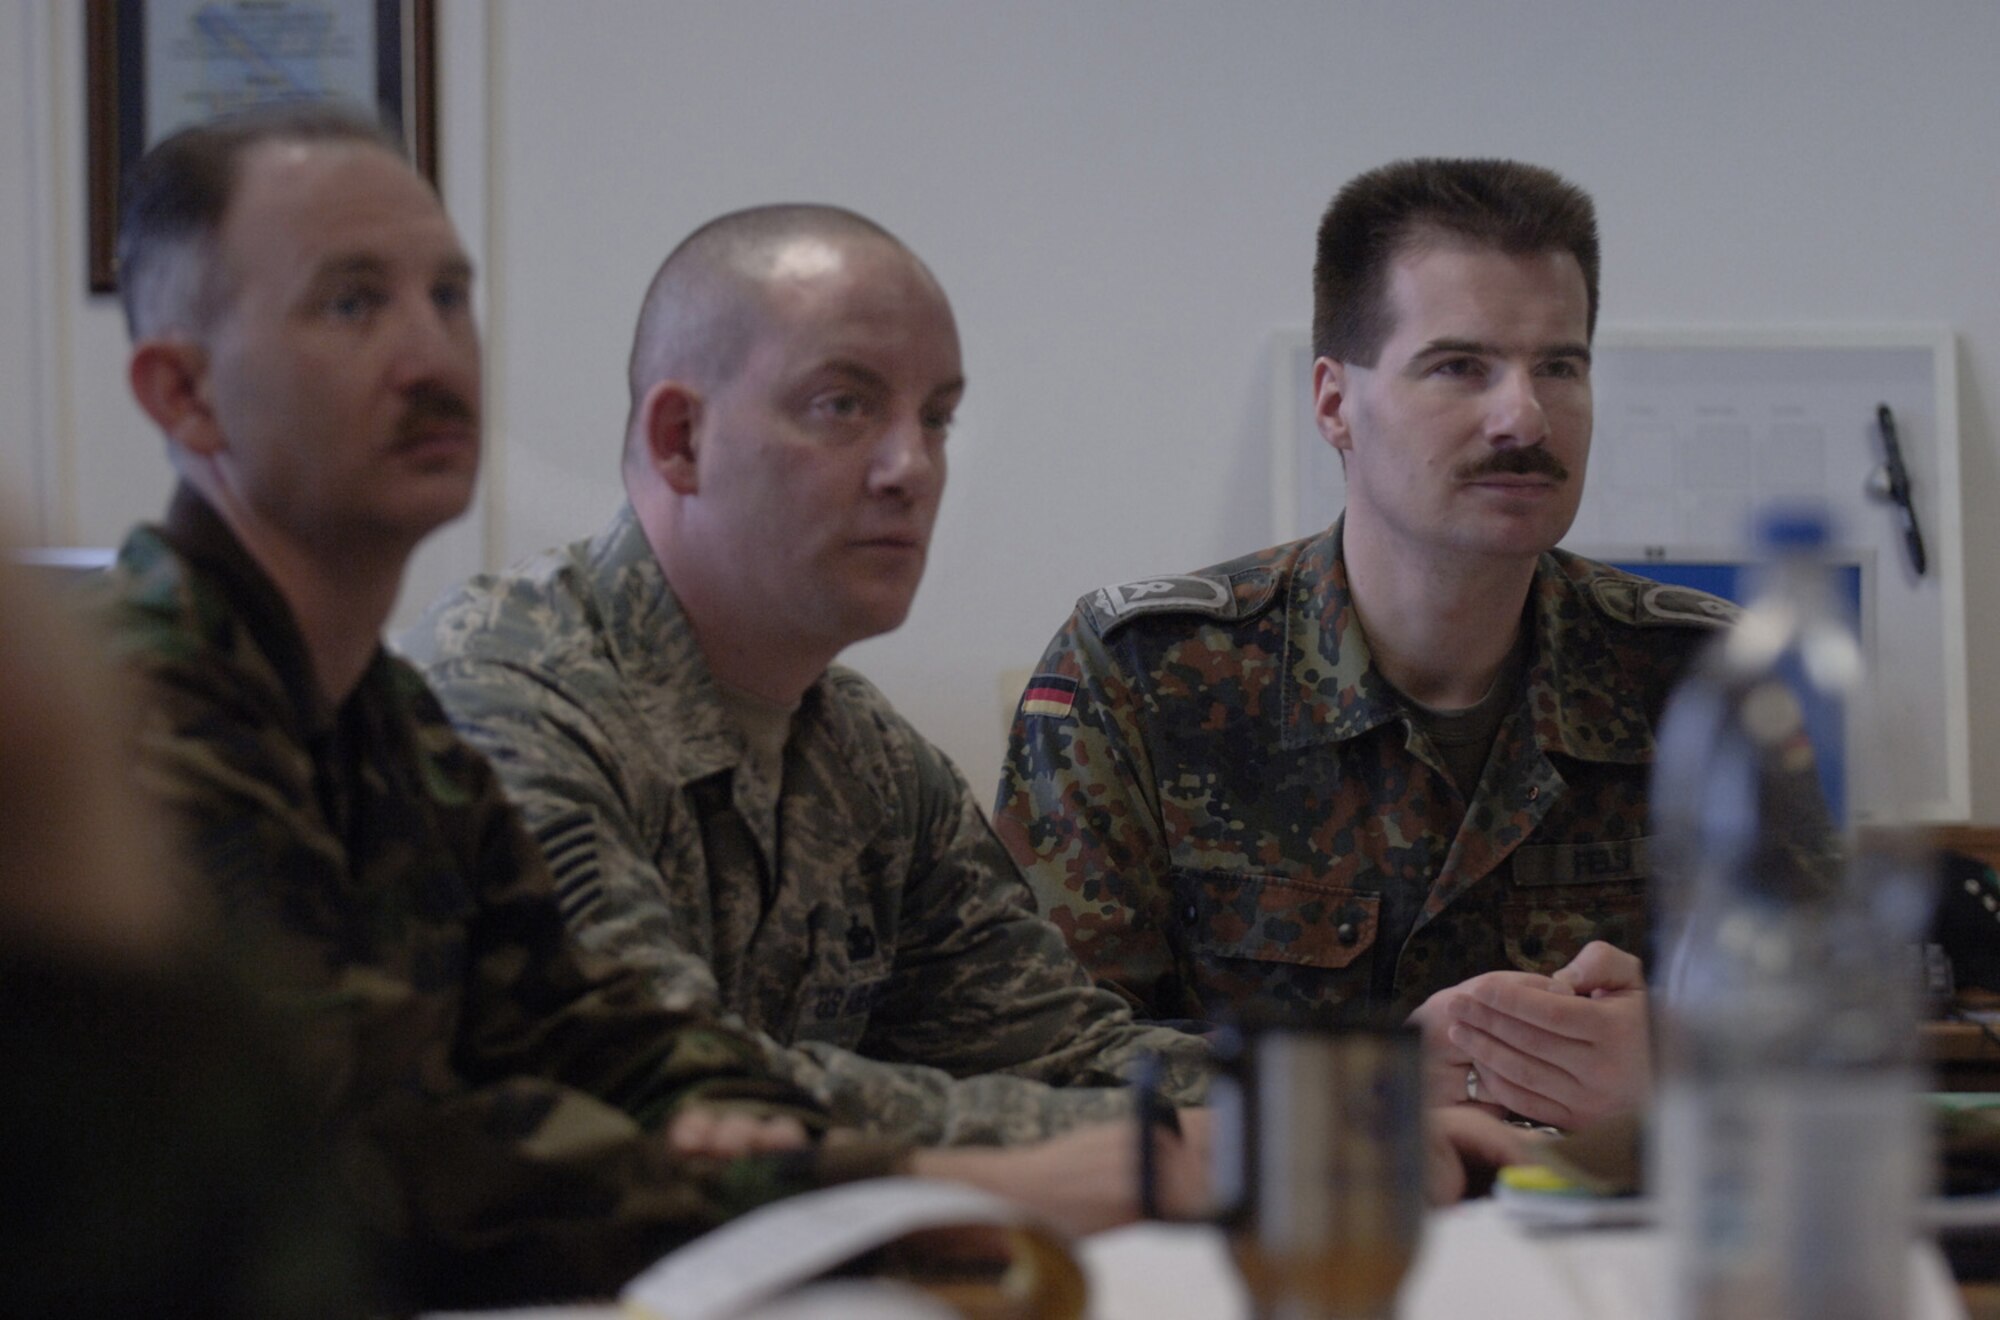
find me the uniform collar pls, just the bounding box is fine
[578,506,738,787]
[151,482,350,736]
[1277,521,1407,751]
[581,505,889,799]
[1279,523,1656,765]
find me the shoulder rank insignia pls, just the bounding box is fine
[1083,574,1237,631]
[1589,577,1742,629]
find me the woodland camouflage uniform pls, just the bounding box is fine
[997,520,1735,1026]
[95,487,896,1310]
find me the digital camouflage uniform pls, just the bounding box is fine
[997,521,1736,1026]
[94,487,900,1310]
[406,507,1208,1147]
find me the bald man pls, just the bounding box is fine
[406,205,1211,1148]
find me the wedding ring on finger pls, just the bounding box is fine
[1465,1065,1481,1104]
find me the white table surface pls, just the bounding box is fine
[426,1199,1970,1320]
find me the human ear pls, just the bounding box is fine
[127,338,223,457]
[1312,356,1355,455]
[640,381,702,495]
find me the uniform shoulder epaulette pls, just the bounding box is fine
[1588,575,1741,630]
[1079,570,1278,636]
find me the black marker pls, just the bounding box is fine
[1875,403,1927,577]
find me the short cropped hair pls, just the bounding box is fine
[1311,158,1600,366]
[626,203,904,402]
[117,100,403,339]
[622,204,915,470]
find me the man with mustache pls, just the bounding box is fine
[999,159,1735,1131]
[407,204,1212,1148]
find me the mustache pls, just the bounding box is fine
[395,385,478,442]
[1455,447,1569,483]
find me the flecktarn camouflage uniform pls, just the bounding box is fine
[407,506,1207,1148]
[93,487,892,1310]
[997,521,1736,1025]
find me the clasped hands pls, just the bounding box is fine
[1408,939,1651,1131]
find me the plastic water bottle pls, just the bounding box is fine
[1651,507,1930,1320]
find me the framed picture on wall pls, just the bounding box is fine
[84,0,437,293]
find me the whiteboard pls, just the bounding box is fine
[1270,325,1966,823]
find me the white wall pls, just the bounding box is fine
[0,0,49,539]
[10,0,2000,818]
[0,0,492,618]
[6,2,173,552]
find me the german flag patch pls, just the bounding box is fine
[1020,673,1079,719]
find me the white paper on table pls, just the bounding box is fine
[620,1177,1060,1320]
